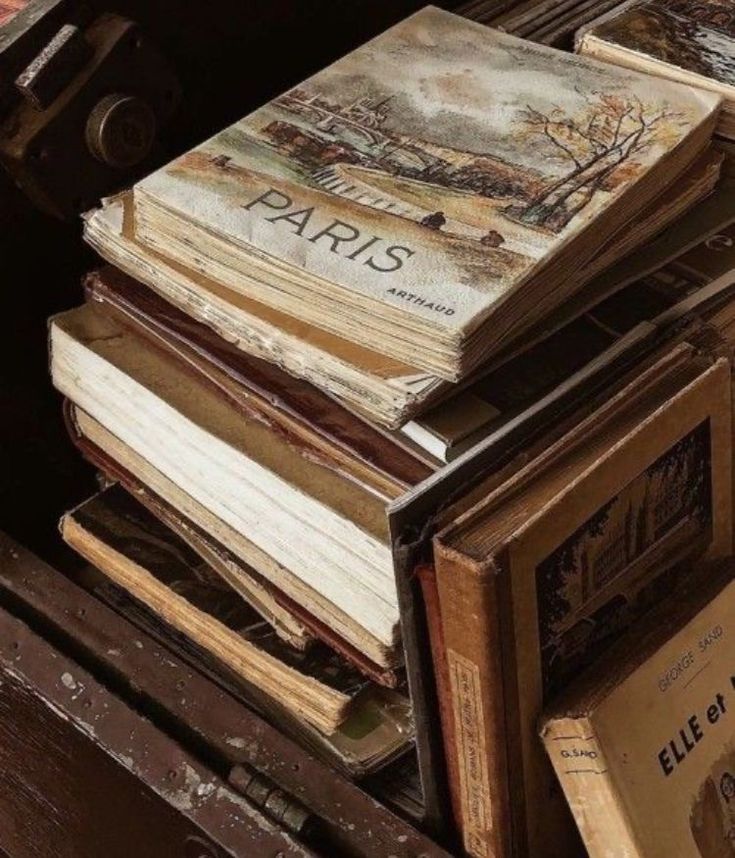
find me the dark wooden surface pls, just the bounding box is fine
[0,588,315,858]
[0,532,452,858]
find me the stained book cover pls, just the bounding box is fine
[134,6,716,338]
[542,569,735,858]
[580,1,735,90]
[432,350,734,857]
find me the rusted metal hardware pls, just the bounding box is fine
[0,5,180,218]
[15,22,91,110]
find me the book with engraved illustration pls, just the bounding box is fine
[98,6,719,385]
[541,564,735,858]
[84,146,722,432]
[430,344,733,857]
[577,0,735,140]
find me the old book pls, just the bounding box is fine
[67,423,405,687]
[431,345,733,857]
[84,146,722,430]
[405,211,735,462]
[541,565,735,858]
[78,561,415,780]
[577,1,735,140]
[48,299,428,675]
[116,7,717,384]
[61,485,379,734]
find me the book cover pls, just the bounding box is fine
[581,1,735,90]
[433,348,734,857]
[134,6,717,376]
[542,569,735,858]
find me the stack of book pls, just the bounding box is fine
[49,5,735,856]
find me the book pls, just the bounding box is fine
[67,422,407,687]
[541,564,735,858]
[117,7,718,384]
[406,205,735,462]
[430,344,733,857]
[61,484,379,734]
[84,146,723,430]
[577,1,735,140]
[49,295,431,676]
[74,553,416,780]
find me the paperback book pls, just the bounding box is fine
[541,566,735,858]
[103,7,718,383]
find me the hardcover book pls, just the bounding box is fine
[123,6,718,382]
[430,345,733,857]
[577,0,735,140]
[541,566,735,858]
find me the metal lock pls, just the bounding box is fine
[0,6,180,218]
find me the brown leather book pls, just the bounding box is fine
[432,345,734,857]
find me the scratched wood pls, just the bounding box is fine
[0,533,451,858]
[0,597,315,858]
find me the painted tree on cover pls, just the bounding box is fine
[506,92,688,231]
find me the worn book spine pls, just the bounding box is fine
[541,717,642,858]
[415,564,462,831]
[432,544,512,858]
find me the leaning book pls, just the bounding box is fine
[541,565,735,858]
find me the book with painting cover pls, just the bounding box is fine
[541,564,735,858]
[84,144,721,429]
[429,344,733,857]
[93,6,718,386]
[577,1,735,140]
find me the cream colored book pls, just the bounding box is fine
[126,6,720,383]
[49,303,402,671]
[83,146,721,430]
[541,568,735,858]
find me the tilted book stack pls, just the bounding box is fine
[48,4,735,854]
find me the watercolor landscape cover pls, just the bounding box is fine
[134,6,719,338]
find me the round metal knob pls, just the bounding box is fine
[86,93,156,169]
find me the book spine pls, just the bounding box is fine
[415,564,463,831]
[433,543,511,858]
[540,717,643,858]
